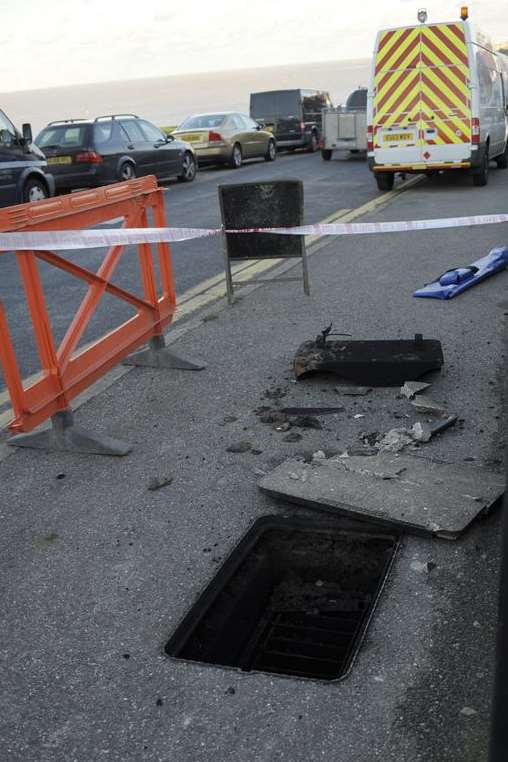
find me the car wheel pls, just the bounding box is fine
[375,172,395,191]
[264,139,276,162]
[473,147,489,187]
[230,143,242,169]
[321,149,332,161]
[178,152,197,182]
[23,177,49,203]
[495,142,508,169]
[308,132,319,152]
[120,162,136,181]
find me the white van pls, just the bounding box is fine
[367,7,508,189]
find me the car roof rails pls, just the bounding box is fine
[94,114,139,121]
[47,118,89,126]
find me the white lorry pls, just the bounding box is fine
[367,6,508,189]
[320,88,368,160]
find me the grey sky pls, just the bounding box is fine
[1,0,506,93]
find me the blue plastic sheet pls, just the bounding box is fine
[414,246,508,300]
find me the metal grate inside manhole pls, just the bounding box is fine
[165,517,399,681]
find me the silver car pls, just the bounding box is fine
[172,112,277,168]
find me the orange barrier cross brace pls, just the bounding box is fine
[0,176,202,452]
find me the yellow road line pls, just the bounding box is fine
[0,179,419,430]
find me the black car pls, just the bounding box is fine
[35,114,197,193]
[0,108,54,207]
[249,89,332,152]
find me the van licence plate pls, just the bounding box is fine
[383,133,410,143]
[47,156,72,165]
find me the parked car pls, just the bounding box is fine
[35,114,197,193]
[0,108,54,207]
[172,112,276,168]
[249,89,332,151]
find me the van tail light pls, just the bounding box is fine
[319,136,324,148]
[208,130,223,143]
[471,117,480,144]
[75,150,103,164]
[367,125,374,151]
[300,121,305,132]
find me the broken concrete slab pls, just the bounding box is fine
[259,454,505,539]
[400,381,432,399]
[411,396,448,415]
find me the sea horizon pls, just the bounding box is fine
[0,58,371,135]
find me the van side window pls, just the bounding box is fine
[0,110,17,147]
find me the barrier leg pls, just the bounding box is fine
[122,334,206,371]
[7,409,132,456]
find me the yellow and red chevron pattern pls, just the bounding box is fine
[373,22,471,146]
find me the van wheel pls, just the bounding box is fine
[495,143,508,169]
[230,143,242,168]
[264,139,276,162]
[321,149,332,161]
[375,172,395,191]
[473,148,489,186]
[23,177,49,203]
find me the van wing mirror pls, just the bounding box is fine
[22,123,33,144]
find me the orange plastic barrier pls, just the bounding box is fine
[0,176,176,434]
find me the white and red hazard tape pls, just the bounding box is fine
[0,213,507,251]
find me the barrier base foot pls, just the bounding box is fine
[123,335,206,371]
[8,410,132,456]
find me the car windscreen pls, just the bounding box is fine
[179,115,226,129]
[250,91,301,119]
[36,125,88,149]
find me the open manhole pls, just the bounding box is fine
[166,517,399,681]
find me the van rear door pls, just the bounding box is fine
[373,25,422,164]
[418,23,471,164]
[250,91,302,144]
[373,22,472,167]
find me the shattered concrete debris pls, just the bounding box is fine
[264,387,287,400]
[226,441,253,453]
[148,475,174,491]
[400,381,431,399]
[312,450,327,461]
[411,395,447,416]
[258,411,289,426]
[377,416,457,452]
[284,432,303,443]
[293,416,322,430]
[280,406,345,415]
[347,446,379,457]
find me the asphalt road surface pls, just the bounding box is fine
[0,150,379,388]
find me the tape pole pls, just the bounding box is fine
[0,213,507,251]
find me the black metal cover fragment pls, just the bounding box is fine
[294,333,444,386]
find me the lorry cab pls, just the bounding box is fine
[367,7,508,189]
[0,109,54,207]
